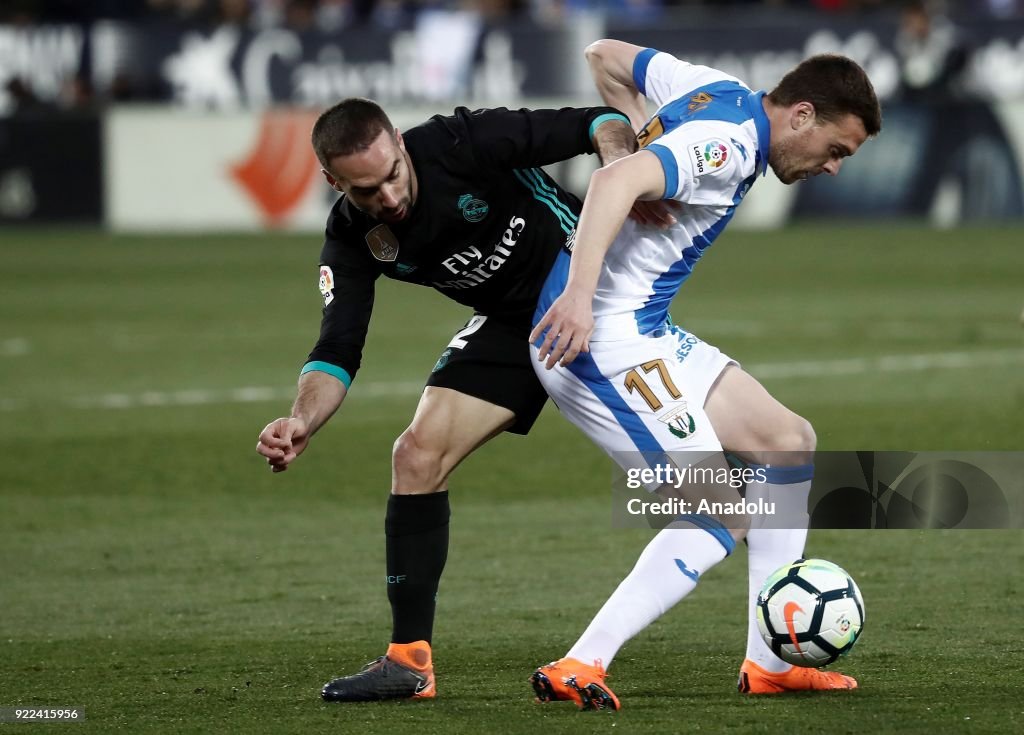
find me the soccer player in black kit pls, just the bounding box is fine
[255,98,635,701]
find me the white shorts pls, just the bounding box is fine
[532,325,735,476]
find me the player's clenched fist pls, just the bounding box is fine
[256,417,310,473]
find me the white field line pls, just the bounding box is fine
[749,348,1024,379]
[1,349,1022,413]
[64,381,428,410]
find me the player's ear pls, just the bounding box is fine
[394,128,404,150]
[321,168,343,191]
[791,102,815,130]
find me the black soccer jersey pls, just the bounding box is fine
[305,105,624,385]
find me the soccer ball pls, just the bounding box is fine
[756,558,865,668]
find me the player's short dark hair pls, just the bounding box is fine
[767,55,882,137]
[311,97,395,168]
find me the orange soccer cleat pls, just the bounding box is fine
[737,659,857,694]
[530,657,620,711]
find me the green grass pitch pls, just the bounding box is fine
[1,225,1022,734]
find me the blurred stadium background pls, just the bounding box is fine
[2,1,1022,733]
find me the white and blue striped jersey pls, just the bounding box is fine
[534,48,771,341]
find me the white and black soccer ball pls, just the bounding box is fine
[756,558,865,668]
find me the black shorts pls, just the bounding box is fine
[425,313,548,435]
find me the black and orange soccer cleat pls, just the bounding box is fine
[530,657,620,711]
[321,641,435,702]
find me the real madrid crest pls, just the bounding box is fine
[458,193,489,223]
[365,224,399,262]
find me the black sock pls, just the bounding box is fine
[385,491,450,645]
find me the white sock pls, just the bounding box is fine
[565,516,735,668]
[743,465,813,673]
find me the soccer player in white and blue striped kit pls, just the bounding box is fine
[528,40,881,708]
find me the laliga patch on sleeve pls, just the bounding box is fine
[319,265,335,306]
[688,138,732,177]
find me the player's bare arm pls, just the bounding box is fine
[587,39,678,229]
[589,115,638,166]
[585,39,650,132]
[256,370,347,472]
[530,150,666,369]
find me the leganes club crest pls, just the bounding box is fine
[659,401,697,439]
